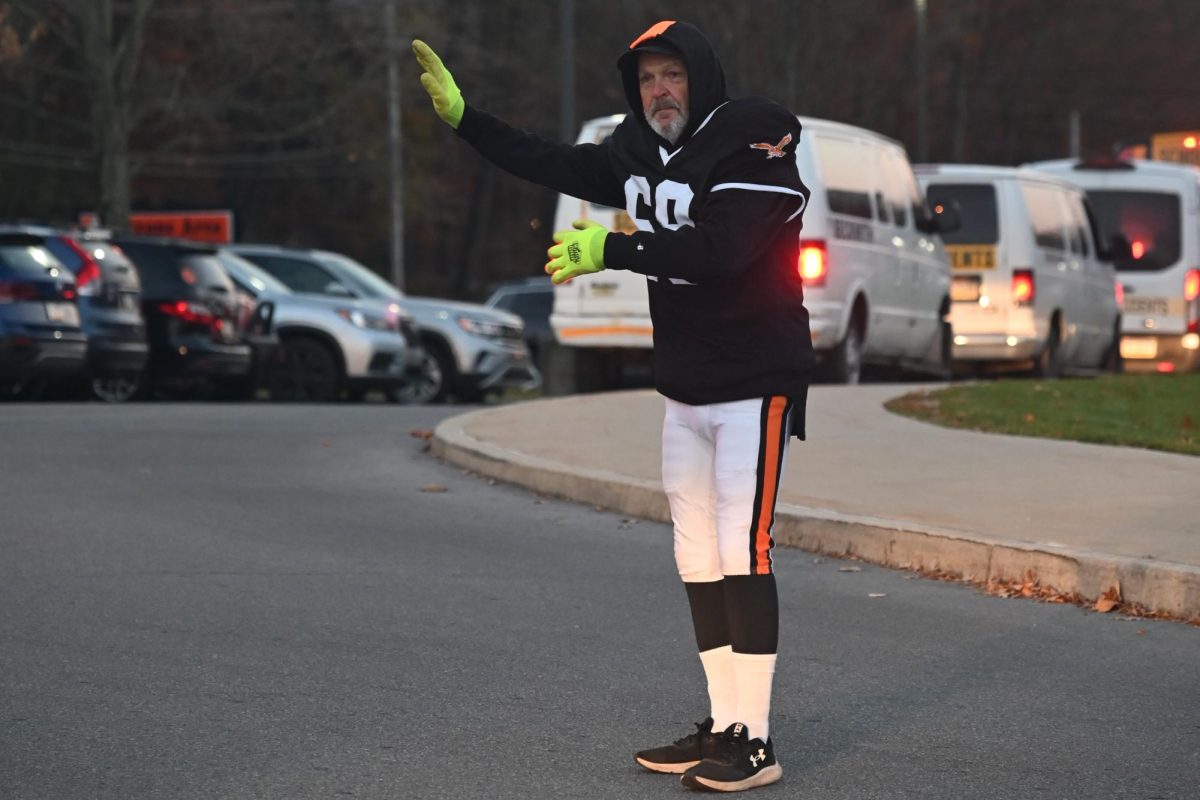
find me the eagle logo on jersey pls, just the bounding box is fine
[749,133,792,159]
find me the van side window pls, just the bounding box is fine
[1064,194,1091,257]
[1022,183,1068,251]
[815,136,872,219]
[880,149,913,227]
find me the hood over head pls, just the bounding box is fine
[617,21,727,150]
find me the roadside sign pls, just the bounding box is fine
[82,210,236,243]
[1150,131,1200,166]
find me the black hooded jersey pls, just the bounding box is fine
[455,21,814,413]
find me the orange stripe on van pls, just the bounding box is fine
[754,396,788,574]
[629,20,675,49]
[557,326,654,338]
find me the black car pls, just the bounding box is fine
[484,275,554,369]
[2,226,151,402]
[0,232,88,398]
[112,236,276,400]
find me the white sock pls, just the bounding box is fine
[698,645,737,731]
[731,651,776,741]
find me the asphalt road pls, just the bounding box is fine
[1,403,1197,800]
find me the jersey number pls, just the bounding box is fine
[624,176,694,232]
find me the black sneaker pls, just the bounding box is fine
[634,717,720,774]
[681,722,782,792]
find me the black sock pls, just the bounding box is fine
[723,574,778,654]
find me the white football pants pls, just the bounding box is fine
[661,396,793,581]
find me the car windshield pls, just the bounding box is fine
[1086,190,1182,272]
[314,252,401,300]
[0,240,65,279]
[217,251,292,295]
[924,183,999,244]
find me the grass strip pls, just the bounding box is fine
[884,374,1200,456]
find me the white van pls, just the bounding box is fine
[548,115,953,388]
[916,165,1122,376]
[1026,159,1200,373]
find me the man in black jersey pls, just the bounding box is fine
[415,20,812,792]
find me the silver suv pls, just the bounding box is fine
[216,251,418,402]
[228,245,540,403]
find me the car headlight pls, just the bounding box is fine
[456,315,510,338]
[337,308,394,331]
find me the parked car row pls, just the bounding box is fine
[0,227,541,403]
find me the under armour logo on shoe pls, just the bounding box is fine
[749,748,766,767]
[567,242,582,264]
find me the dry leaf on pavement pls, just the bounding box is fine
[420,484,448,493]
[838,566,862,573]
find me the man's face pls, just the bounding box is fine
[638,53,689,145]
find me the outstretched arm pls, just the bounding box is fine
[413,40,624,208]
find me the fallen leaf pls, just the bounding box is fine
[868,593,887,598]
[420,484,448,493]
[1023,413,1036,423]
[1094,597,1119,613]
[838,566,862,573]
[1136,629,1146,635]
[320,438,332,447]
[1094,582,1122,613]
[410,429,434,440]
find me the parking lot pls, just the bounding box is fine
[2,400,1198,799]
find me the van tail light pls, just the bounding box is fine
[60,237,102,296]
[1186,269,1200,333]
[798,239,827,288]
[1012,269,1035,306]
[0,281,40,303]
[1114,281,1125,308]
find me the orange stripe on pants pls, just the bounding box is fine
[753,396,788,575]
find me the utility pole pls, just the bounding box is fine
[914,0,929,162]
[559,0,575,142]
[1069,110,1082,158]
[385,0,406,290]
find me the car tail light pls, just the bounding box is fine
[60,237,102,296]
[159,300,223,334]
[1012,269,1035,306]
[0,281,39,303]
[1114,281,1125,308]
[798,239,827,287]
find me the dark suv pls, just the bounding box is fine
[0,232,88,397]
[2,226,150,402]
[113,237,275,399]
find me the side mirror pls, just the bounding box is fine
[324,281,354,297]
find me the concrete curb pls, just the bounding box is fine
[433,410,1200,623]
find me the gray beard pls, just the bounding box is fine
[646,108,689,145]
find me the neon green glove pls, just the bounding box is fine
[546,220,608,284]
[412,39,465,129]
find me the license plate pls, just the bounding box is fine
[1120,337,1157,359]
[1122,295,1171,316]
[119,293,139,312]
[45,302,79,326]
[951,276,981,302]
[945,244,997,270]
